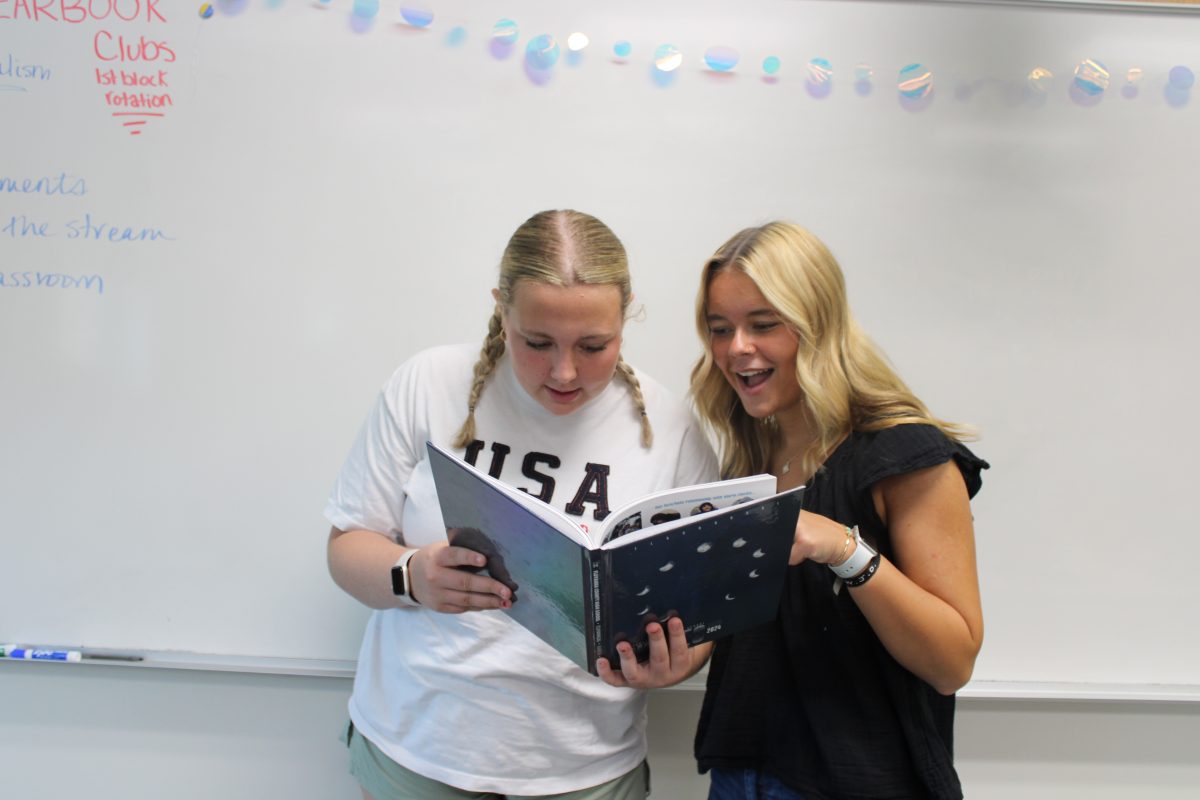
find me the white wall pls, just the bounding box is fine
[2,662,1199,798]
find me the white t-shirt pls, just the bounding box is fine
[325,343,719,795]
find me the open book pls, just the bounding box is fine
[427,442,804,675]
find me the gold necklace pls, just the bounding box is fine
[780,432,848,476]
[779,445,807,475]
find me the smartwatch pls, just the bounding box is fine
[390,549,421,606]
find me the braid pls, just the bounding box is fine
[452,308,507,448]
[616,358,653,448]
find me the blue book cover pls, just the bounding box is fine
[427,442,804,675]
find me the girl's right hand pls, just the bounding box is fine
[407,542,515,613]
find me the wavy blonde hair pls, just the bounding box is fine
[453,210,653,449]
[690,221,972,479]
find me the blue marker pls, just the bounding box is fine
[1,645,82,662]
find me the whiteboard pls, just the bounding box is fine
[2,0,1198,688]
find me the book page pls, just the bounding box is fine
[597,474,777,546]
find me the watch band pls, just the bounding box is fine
[843,552,882,588]
[390,549,421,606]
[829,526,877,579]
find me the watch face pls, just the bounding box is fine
[391,564,408,596]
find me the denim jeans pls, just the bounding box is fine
[708,768,808,800]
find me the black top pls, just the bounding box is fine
[694,424,988,800]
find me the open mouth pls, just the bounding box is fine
[546,386,582,402]
[737,368,773,389]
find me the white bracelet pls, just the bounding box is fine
[829,526,877,579]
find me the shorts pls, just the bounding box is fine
[344,721,651,800]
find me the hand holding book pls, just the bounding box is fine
[596,616,711,689]
[427,442,805,675]
[403,540,515,612]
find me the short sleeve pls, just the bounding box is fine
[853,424,989,499]
[323,361,426,536]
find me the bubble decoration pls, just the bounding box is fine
[492,18,519,45]
[444,26,466,47]
[805,57,833,99]
[807,57,833,86]
[1169,65,1195,90]
[854,63,873,97]
[564,35,586,67]
[352,0,379,20]
[1121,67,1142,99]
[1028,67,1054,93]
[198,3,214,18]
[399,6,433,28]
[898,63,933,99]
[613,40,632,59]
[654,44,683,72]
[1073,59,1109,96]
[762,56,781,76]
[704,46,739,72]
[525,34,560,70]
[1165,65,1193,107]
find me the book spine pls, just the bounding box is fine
[583,549,605,675]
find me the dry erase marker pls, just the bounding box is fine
[0,645,83,662]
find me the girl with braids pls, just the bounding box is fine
[325,210,718,800]
[602,222,988,800]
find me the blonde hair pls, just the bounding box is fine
[690,221,972,479]
[453,210,653,449]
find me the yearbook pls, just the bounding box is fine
[427,442,805,675]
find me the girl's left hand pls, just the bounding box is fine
[595,617,709,689]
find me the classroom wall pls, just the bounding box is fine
[3,662,1200,798]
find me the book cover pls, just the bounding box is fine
[426,442,804,675]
